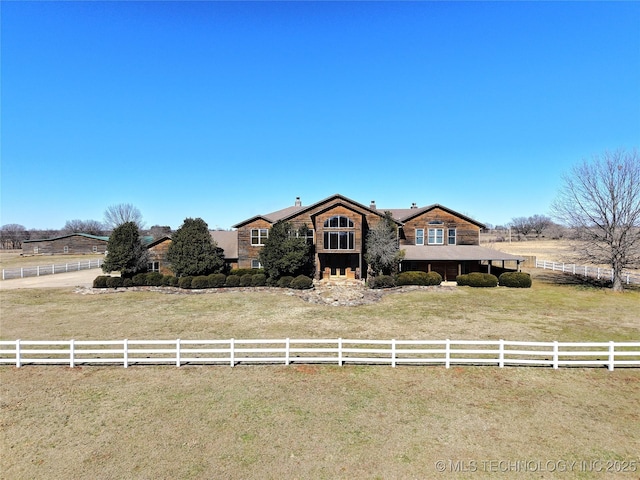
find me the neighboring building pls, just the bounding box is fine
[232,193,524,281]
[146,236,172,274]
[22,233,109,256]
[210,230,239,270]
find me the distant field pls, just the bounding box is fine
[1,270,639,478]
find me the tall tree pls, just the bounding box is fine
[0,224,29,249]
[62,219,106,235]
[102,221,148,277]
[529,214,553,238]
[258,221,314,279]
[167,218,224,277]
[104,203,144,230]
[551,148,640,291]
[364,212,404,276]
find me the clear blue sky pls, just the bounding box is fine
[2,1,639,231]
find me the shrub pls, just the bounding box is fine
[367,275,396,289]
[251,273,267,287]
[225,275,240,287]
[239,274,254,287]
[499,272,532,288]
[266,277,278,287]
[146,272,164,286]
[456,272,498,287]
[164,275,178,287]
[229,268,262,276]
[207,273,227,288]
[106,276,124,289]
[93,276,110,288]
[290,275,313,289]
[132,273,148,286]
[178,276,193,289]
[122,278,133,288]
[191,275,210,289]
[395,271,441,286]
[277,276,294,288]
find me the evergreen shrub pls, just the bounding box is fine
[395,271,442,286]
[93,276,110,288]
[368,275,396,289]
[178,276,193,289]
[122,278,133,288]
[290,275,313,289]
[146,272,164,286]
[191,276,210,289]
[499,272,532,288]
[225,275,240,287]
[251,274,267,287]
[106,276,124,289]
[239,274,253,287]
[456,272,498,287]
[132,273,148,286]
[277,276,294,288]
[207,273,227,288]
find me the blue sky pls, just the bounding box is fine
[2,1,639,231]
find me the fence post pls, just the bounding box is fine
[499,339,504,368]
[123,339,128,368]
[230,338,235,367]
[445,339,450,369]
[608,341,615,372]
[16,339,21,368]
[21,267,24,278]
[338,338,343,366]
[553,341,559,369]
[70,339,75,368]
[37,266,40,277]
[176,339,181,367]
[285,338,290,366]
[391,339,396,368]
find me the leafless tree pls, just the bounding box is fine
[0,224,29,249]
[529,214,553,238]
[104,203,145,230]
[62,219,106,236]
[551,148,640,291]
[509,217,533,240]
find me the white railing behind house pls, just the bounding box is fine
[1,338,638,371]
[1,259,104,280]
[535,260,640,285]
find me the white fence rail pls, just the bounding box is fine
[535,260,640,285]
[1,259,104,280]
[1,339,639,371]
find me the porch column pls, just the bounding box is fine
[488,261,492,274]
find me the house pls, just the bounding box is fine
[232,194,524,281]
[22,233,109,256]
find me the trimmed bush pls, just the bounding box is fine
[239,274,254,287]
[93,275,110,288]
[207,273,227,288]
[132,273,148,286]
[266,277,278,287]
[290,275,313,290]
[251,273,267,287]
[229,268,262,276]
[164,275,178,287]
[146,272,164,286]
[277,276,294,288]
[225,275,240,287]
[178,276,193,289]
[191,275,210,289]
[499,272,532,288]
[122,278,133,288]
[106,276,124,289]
[456,272,498,287]
[368,275,396,289]
[396,271,442,286]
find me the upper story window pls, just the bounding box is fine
[251,228,269,246]
[324,215,354,228]
[448,228,456,245]
[428,228,444,245]
[416,229,424,246]
[289,228,315,245]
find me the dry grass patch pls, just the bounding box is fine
[0,251,105,270]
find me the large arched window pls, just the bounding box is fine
[323,215,355,250]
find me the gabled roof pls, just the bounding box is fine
[210,230,238,259]
[145,236,171,248]
[387,204,486,228]
[232,193,401,228]
[23,233,110,243]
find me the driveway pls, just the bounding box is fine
[0,269,99,290]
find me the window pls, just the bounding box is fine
[92,246,98,253]
[251,228,269,246]
[324,215,354,228]
[448,228,456,245]
[416,229,424,245]
[148,261,160,272]
[289,228,315,245]
[323,231,354,250]
[251,259,263,269]
[428,228,444,245]
[63,246,69,253]
[33,246,39,254]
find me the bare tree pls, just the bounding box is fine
[529,214,553,238]
[509,217,533,240]
[104,203,144,230]
[62,219,106,236]
[0,224,29,249]
[551,148,640,291]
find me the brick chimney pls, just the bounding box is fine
[370,200,376,209]
[295,196,302,207]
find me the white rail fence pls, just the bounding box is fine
[1,339,639,371]
[535,260,640,285]
[1,259,104,280]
